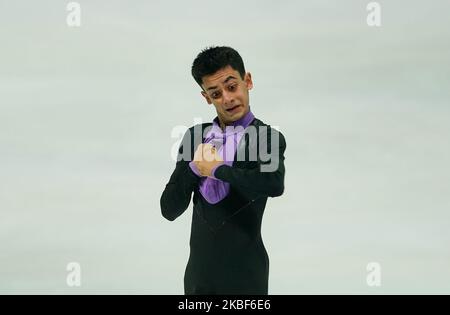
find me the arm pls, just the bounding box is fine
[213,129,286,201]
[160,129,200,221]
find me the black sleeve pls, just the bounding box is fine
[160,129,200,221]
[214,129,286,201]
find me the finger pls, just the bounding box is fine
[202,144,214,152]
[194,145,204,161]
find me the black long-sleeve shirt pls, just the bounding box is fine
[160,118,286,295]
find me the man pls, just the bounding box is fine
[160,46,286,295]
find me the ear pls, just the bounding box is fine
[201,91,212,104]
[245,72,253,90]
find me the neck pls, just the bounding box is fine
[218,108,251,131]
[217,118,230,131]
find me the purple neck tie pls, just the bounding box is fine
[190,110,255,204]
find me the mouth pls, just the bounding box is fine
[226,105,241,113]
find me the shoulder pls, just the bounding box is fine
[186,123,213,143]
[187,122,213,132]
[179,122,213,152]
[250,118,286,147]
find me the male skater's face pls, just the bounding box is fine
[200,65,253,126]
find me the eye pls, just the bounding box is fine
[228,84,237,91]
[212,91,221,99]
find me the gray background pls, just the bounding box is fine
[1,0,449,294]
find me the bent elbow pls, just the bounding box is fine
[161,205,180,222]
[270,183,284,197]
[161,210,177,221]
[160,194,179,221]
[268,173,285,197]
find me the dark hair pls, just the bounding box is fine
[191,46,246,89]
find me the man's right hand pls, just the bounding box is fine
[193,144,223,177]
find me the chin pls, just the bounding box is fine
[230,112,242,121]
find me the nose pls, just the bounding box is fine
[222,89,234,106]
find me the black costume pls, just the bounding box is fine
[160,117,286,294]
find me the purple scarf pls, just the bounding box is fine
[189,110,255,204]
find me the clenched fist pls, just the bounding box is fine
[193,143,224,177]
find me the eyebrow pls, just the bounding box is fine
[206,76,238,91]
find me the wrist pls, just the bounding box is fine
[211,161,232,179]
[189,161,202,177]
